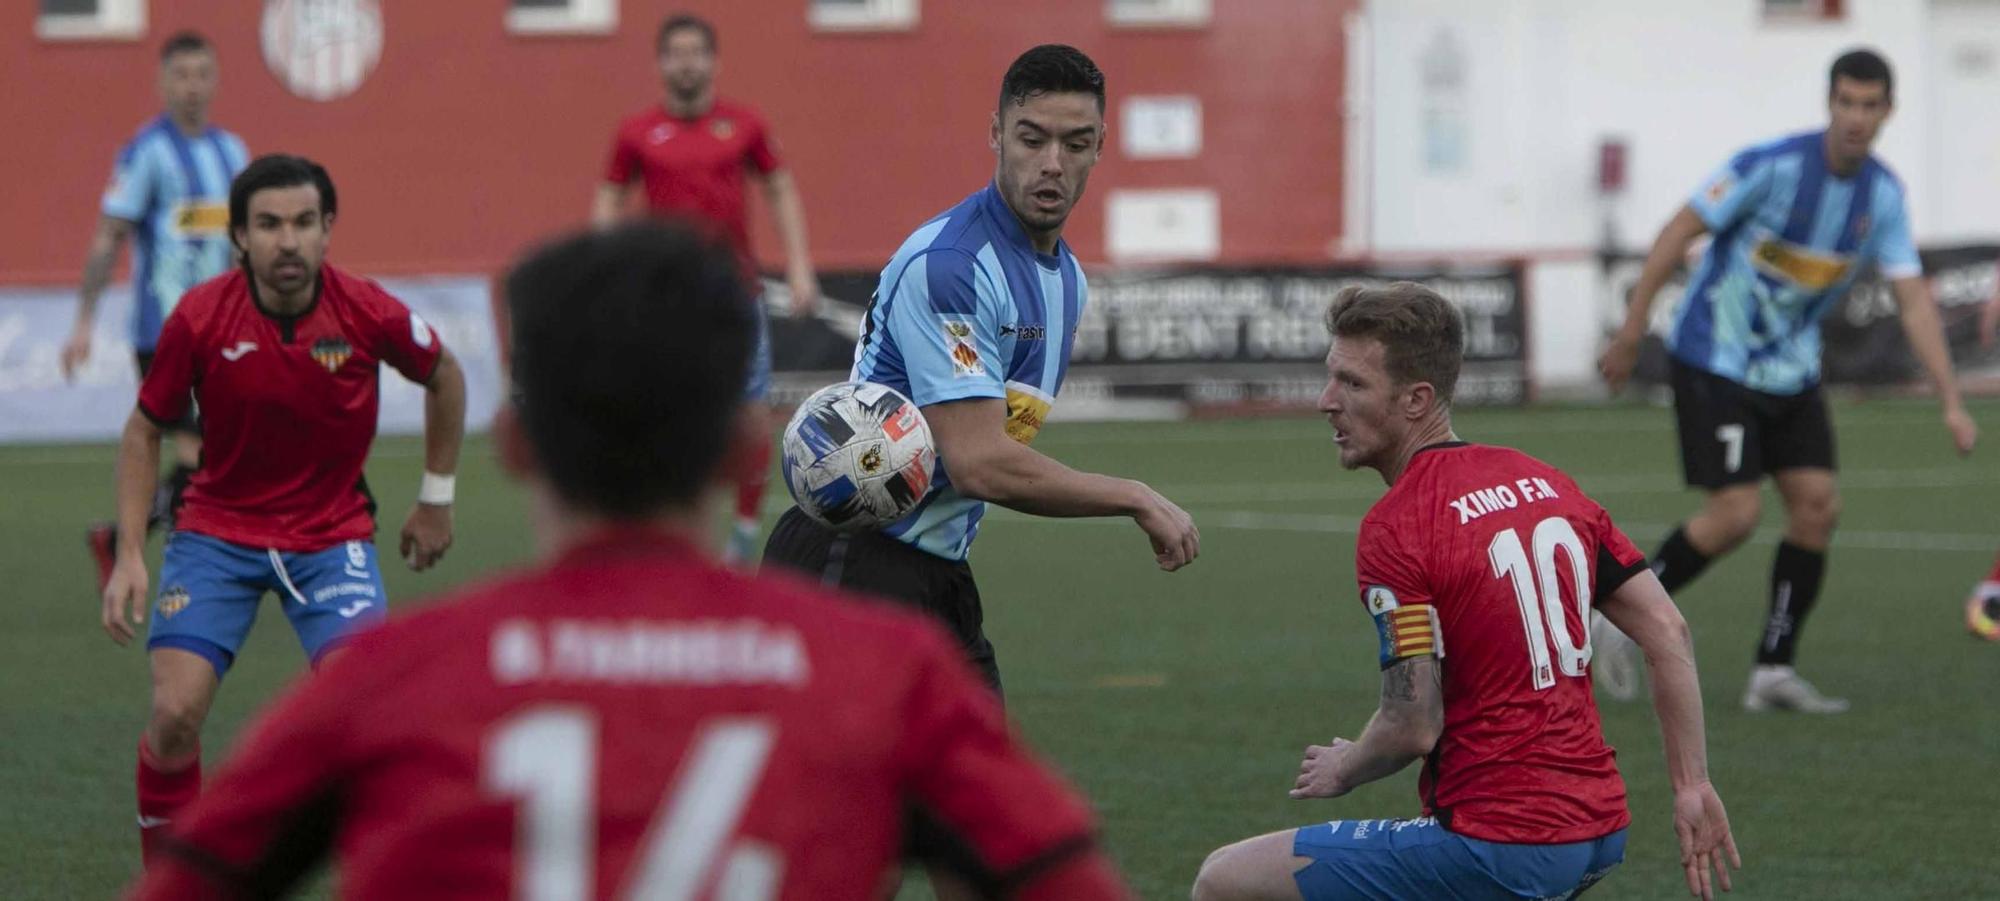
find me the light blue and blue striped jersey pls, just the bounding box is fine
[1668,130,1919,395]
[851,183,1088,561]
[101,115,249,351]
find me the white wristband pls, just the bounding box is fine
[418,471,456,506]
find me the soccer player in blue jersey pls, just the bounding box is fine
[64,31,249,591]
[761,44,1197,898]
[1598,49,1977,713]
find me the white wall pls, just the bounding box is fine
[1349,0,1989,391]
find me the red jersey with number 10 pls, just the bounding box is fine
[1355,443,1648,844]
[137,265,443,552]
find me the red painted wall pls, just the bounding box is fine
[2,0,1349,284]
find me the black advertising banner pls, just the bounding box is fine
[768,264,1531,409]
[1601,245,2000,387]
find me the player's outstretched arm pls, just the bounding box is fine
[1601,205,1708,393]
[1599,571,1741,900]
[401,349,465,571]
[1290,654,1442,799]
[1889,276,1977,456]
[925,398,1198,571]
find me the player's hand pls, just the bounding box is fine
[1672,781,1741,901]
[788,271,821,317]
[1944,405,1977,457]
[1131,482,1198,571]
[401,502,453,572]
[101,554,149,645]
[1289,738,1355,799]
[1597,330,1642,394]
[60,326,92,381]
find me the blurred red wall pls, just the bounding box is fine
[2,0,1349,284]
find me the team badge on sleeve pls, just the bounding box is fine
[1366,585,1442,668]
[410,312,434,349]
[941,318,983,378]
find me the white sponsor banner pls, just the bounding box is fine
[0,276,504,443]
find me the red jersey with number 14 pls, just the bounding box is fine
[127,532,1112,901]
[1355,443,1648,844]
[137,265,443,552]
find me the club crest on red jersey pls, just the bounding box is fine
[311,336,353,372]
[710,118,735,140]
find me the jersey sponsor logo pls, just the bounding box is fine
[410,312,434,349]
[172,201,230,237]
[221,340,259,361]
[999,323,1047,341]
[311,336,354,372]
[1003,380,1053,445]
[157,585,191,620]
[1750,237,1853,291]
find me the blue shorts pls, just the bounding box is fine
[745,298,772,401]
[147,531,388,676]
[1292,817,1625,901]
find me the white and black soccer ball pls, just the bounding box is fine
[781,382,936,532]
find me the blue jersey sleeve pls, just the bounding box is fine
[1687,148,1775,232]
[883,249,1007,407]
[101,138,159,223]
[1871,189,1921,281]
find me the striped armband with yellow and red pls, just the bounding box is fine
[1364,585,1442,670]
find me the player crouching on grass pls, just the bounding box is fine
[1193,283,1739,901]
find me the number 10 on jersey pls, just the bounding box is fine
[1489,517,1594,691]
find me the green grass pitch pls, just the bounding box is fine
[3,398,1997,898]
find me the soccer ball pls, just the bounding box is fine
[781,382,936,531]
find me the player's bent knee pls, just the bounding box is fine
[1191,841,1290,901]
[146,697,205,757]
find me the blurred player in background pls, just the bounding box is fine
[129,222,1132,901]
[1598,49,1976,712]
[64,31,249,592]
[761,43,1196,900]
[1195,284,1739,901]
[100,155,465,864]
[593,12,821,564]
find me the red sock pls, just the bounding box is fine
[136,738,201,866]
[735,470,766,525]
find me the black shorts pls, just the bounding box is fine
[135,351,200,435]
[761,507,1001,696]
[762,506,1010,879]
[1670,357,1835,489]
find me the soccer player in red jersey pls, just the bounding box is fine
[100,155,466,864]
[1193,284,1739,901]
[127,222,1131,901]
[593,12,821,564]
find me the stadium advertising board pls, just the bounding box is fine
[769,263,1532,411]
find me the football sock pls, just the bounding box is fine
[1987,552,2000,585]
[1651,525,1712,595]
[136,737,201,865]
[725,474,767,564]
[1757,541,1825,666]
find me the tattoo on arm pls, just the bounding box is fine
[1382,658,1419,702]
